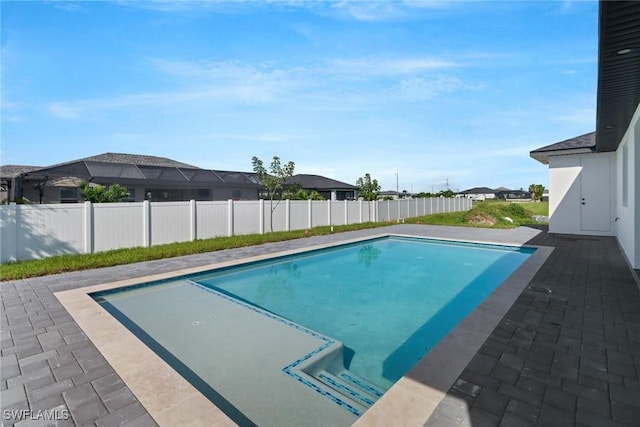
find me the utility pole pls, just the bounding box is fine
[396,173,399,194]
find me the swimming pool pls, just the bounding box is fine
[90,235,534,426]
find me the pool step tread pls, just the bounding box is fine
[313,370,384,408]
[336,371,384,399]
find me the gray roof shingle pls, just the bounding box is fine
[459,187,496,194]
[289,174,356,190]
[0,165,43,178]
[78,153,201,169]
[530,132,596,154]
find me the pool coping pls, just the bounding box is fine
[54,233,553,426]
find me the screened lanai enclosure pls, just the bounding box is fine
[1,153,261,204]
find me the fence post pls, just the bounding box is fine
[344,200,348,225]
[327,199,332,226]
[228,199,234,237]
[359,200,363,223]
[308,199,312,229]
[285,199,291,231]
[190,200,197,241]
[84,201,94,254]
[259,199,265,234]
[143,200,151,247]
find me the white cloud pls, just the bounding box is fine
[47,55,471,119]
[396,76,463,101]
[328,0,451,22]
[327,57,459,77]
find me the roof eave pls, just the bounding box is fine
[530,147,595,164]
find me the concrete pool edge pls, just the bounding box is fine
[54,233,552,426]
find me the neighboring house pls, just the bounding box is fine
[530,2,640,269]
[495,189,532,200]
[0,153,357,204]
[287,174,357,201]
[0,165,42,203]
[1,153,261,203]
[458,187,497,201]
[378,191,407,200]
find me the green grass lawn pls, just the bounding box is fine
[0,201,549,281]
[406,200,548,228]
[517,201,549,216]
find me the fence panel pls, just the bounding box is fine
[196,201,228,239]
[264,200,287,232]
[0,205,17,262]
[1,197,471,262]
[311,201,329,227]
[234,201,260,235]
[94,202,145,252]
[377,200,389,222]
[20,204,85,259]
[150,202,191,245]
[347,201,360,224]
[290,201,309,230]
[331,201,346,226]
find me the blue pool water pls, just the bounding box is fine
[93,236,533,425]
[192,236,533,389]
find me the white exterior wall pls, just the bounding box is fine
[548,152,616,236]
[614,104,640,268]
[546,102,640,268]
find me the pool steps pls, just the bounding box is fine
[188,279,384,417]
[313,369,384,409]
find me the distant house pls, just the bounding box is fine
[495,188,531,200]
[0,153,358,204]
[458,187,497,201]
[378,191,397,200]
[0,165,43,203]
[287,174,357,201]
[1,153,261,204]
[378,191,407,200]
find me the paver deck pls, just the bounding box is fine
[1,225,639,426]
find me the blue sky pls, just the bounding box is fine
[1,0,598,193]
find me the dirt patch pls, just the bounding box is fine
[465,213,497,226]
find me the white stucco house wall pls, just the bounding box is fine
[530,1,640,269]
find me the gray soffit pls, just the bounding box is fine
[596,1,640,152]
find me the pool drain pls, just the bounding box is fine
[192,321,200,326]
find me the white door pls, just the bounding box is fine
[580,156,610,232]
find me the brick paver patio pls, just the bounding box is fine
[1,225,639,426]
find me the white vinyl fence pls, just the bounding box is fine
[0,197,471,263]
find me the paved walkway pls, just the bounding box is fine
[425,226,640,427]
[1,225,639,426]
